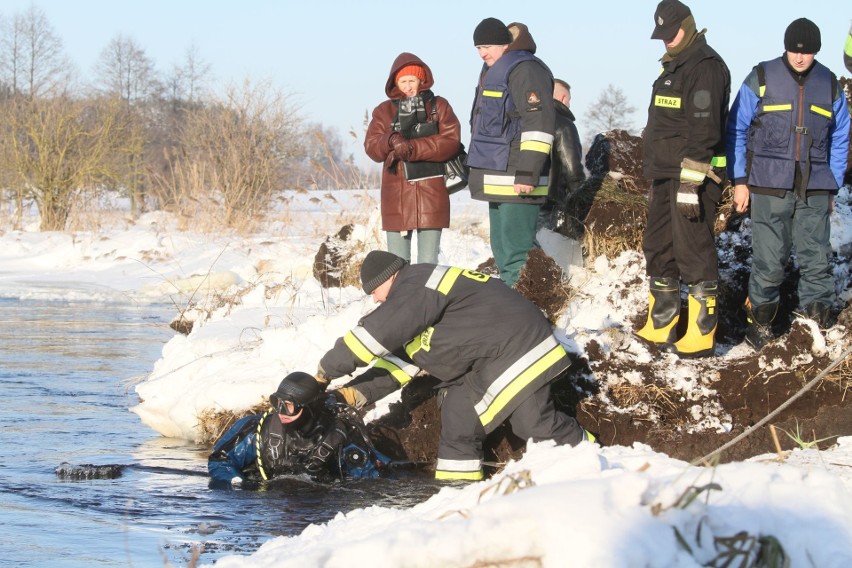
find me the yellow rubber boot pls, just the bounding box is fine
[672,281,717,358]
[636,277,680,344]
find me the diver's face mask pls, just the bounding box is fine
[270,394,301,417]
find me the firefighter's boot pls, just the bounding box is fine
[636,277,680,344]
[744,299,777,351]
[672,281,718,358]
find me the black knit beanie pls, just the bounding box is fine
[784,18,821,54]
[473,17,512,46]
[360,251,406,294]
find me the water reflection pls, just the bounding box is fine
[0,299,443,566]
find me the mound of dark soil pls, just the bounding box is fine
[364,256,852,474]
[355,125,852,474]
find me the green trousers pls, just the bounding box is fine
[489,202,541,287]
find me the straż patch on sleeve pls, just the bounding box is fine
[526,90,542,111]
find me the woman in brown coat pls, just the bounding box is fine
[364,53,461,264]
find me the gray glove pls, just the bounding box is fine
[676,182,700,220]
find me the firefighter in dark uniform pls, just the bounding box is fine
[316,251,594,481]
[467,18,555,288]
[636,0,730,358]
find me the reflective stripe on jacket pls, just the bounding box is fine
[746,58,839,191]
[642,35,730,181]
[467,50,554,204]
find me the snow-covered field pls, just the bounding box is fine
[1,188,850,567]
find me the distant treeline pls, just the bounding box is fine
[0,5,373,232]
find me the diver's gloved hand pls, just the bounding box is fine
[326,387,368,410]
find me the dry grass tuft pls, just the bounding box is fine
[196,401,270,446]
[580,176,647,260]
[609,381,680,422]
[823,351,852,401]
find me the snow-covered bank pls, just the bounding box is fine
[2,187,851,566]
[207,440,852,568]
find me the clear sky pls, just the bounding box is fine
[3,1,850,156]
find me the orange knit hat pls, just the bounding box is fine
[395,64,425,83]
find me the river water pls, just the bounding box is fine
[0,297,439,567]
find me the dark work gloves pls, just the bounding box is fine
[676,182,700,220]
[392,138,413,161]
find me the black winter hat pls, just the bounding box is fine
[784,18,821,54]
[270,372,321,407]
[360,250,406,294]
[473,17,512,46]
[651,0,691,40]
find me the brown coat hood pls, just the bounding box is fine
[507,22,536,54]
[384,52,435,99]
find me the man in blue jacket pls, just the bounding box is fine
[727,18,850,349]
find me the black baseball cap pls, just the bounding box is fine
[651,0,691,40]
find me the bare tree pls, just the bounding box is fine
[303,122,376,190]
[91,35,165,217]
[164,42,211,106]
[583,84,637,136]
[0,4,72,98]
[153,78,305,230]
[94,34,161,103]
[1,95,125,230]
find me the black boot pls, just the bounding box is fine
[636,277,680,344]
[802,302,833,329]
[744,300,777,351]
[673,281,718,358]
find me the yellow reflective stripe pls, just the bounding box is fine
[352,326,388,357]
[680,168,705,183]
[435,458,483,480]
[709,156,726,168]
[482,90,503,98]
[435,469,484,481]
[758,85,766,97]
[476,339,567,429]
[384,353,420,378]
[343,331,376,364]
[763,104,791,112]
[404,335,422,359]
[810,105,832,118]
[845,33,852,57]
[520,131,553,154]
[654,95,681,108]
[374,357,415,386]
[520,139,551,153]
[435,266,462,295]
[255,412,270,481]
[426,265,489,294]
[405,327,434,358]
[482,174,549,196]
[483,183,549,196]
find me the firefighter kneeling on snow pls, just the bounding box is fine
[316,250,595,481]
